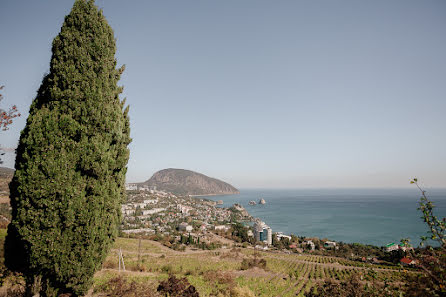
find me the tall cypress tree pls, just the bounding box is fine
[5,0,131,295]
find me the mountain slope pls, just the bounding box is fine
[0,167,14,194]
[141,168,239,196]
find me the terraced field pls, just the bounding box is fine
[91,237,410,296]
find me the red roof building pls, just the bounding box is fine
[400,257,416,266]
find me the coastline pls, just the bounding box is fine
[190,192,240,197]
[202,188,446,247]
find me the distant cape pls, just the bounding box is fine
[140,168,239,196]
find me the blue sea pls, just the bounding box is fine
[204,188,446,247]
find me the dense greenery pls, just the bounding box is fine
[231,222,251,243]
[5,0,130,295]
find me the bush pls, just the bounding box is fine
[229,286,256,297]
[240,258,267,270]
[157,274,199,297]
[161,265,173,274]
[203,270,235,287]
[216,286,256,297]
[0,272,26,297]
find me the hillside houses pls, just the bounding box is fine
[121,189,234,237]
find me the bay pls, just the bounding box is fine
[204,188,446,247]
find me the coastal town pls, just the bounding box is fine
[122,183,416,267]
[122,183,252,249]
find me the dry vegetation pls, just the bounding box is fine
[0,233,412,296]
[97,237,409,296]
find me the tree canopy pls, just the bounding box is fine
[5,0,131,295]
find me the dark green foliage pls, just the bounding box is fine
[5,0,130,295]
[231,222,251,243]
[157,274,199,297]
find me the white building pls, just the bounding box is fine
[142,208,165,216]
[178,222,193,232]
[276,232,292,241]
[125,183,138,191]
[139,185,151,191]
[144,199,158,204]
[253,220,272,245]
[123,209,135,216]
[324,241,337,249]
[304,240,315,251]
[122,228,155,234]
[214,225,229,231]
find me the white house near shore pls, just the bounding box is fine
[324,241,337,249]
[304,240,315,251]
[385,243,399,252]
[276,232,291,241]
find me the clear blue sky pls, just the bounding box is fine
[1,0,445,188]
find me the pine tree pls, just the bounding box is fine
[5,0,131,295]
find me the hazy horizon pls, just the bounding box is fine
[1,0,445,188]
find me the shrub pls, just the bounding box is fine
[161,265,173,274]
[157,274,199,297]
[240,258,267,270]
[0,272,26,297]
[215,286,255,297]
[203,270,235,287]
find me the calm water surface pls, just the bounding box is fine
[203,188,446,247]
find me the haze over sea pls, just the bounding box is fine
[205,188,446,247]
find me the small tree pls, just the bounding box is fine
[0,86,21,131]
[410,178,445,247]
[0,85,21,165]
[5,0,131,296]
[403,179,446,296]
